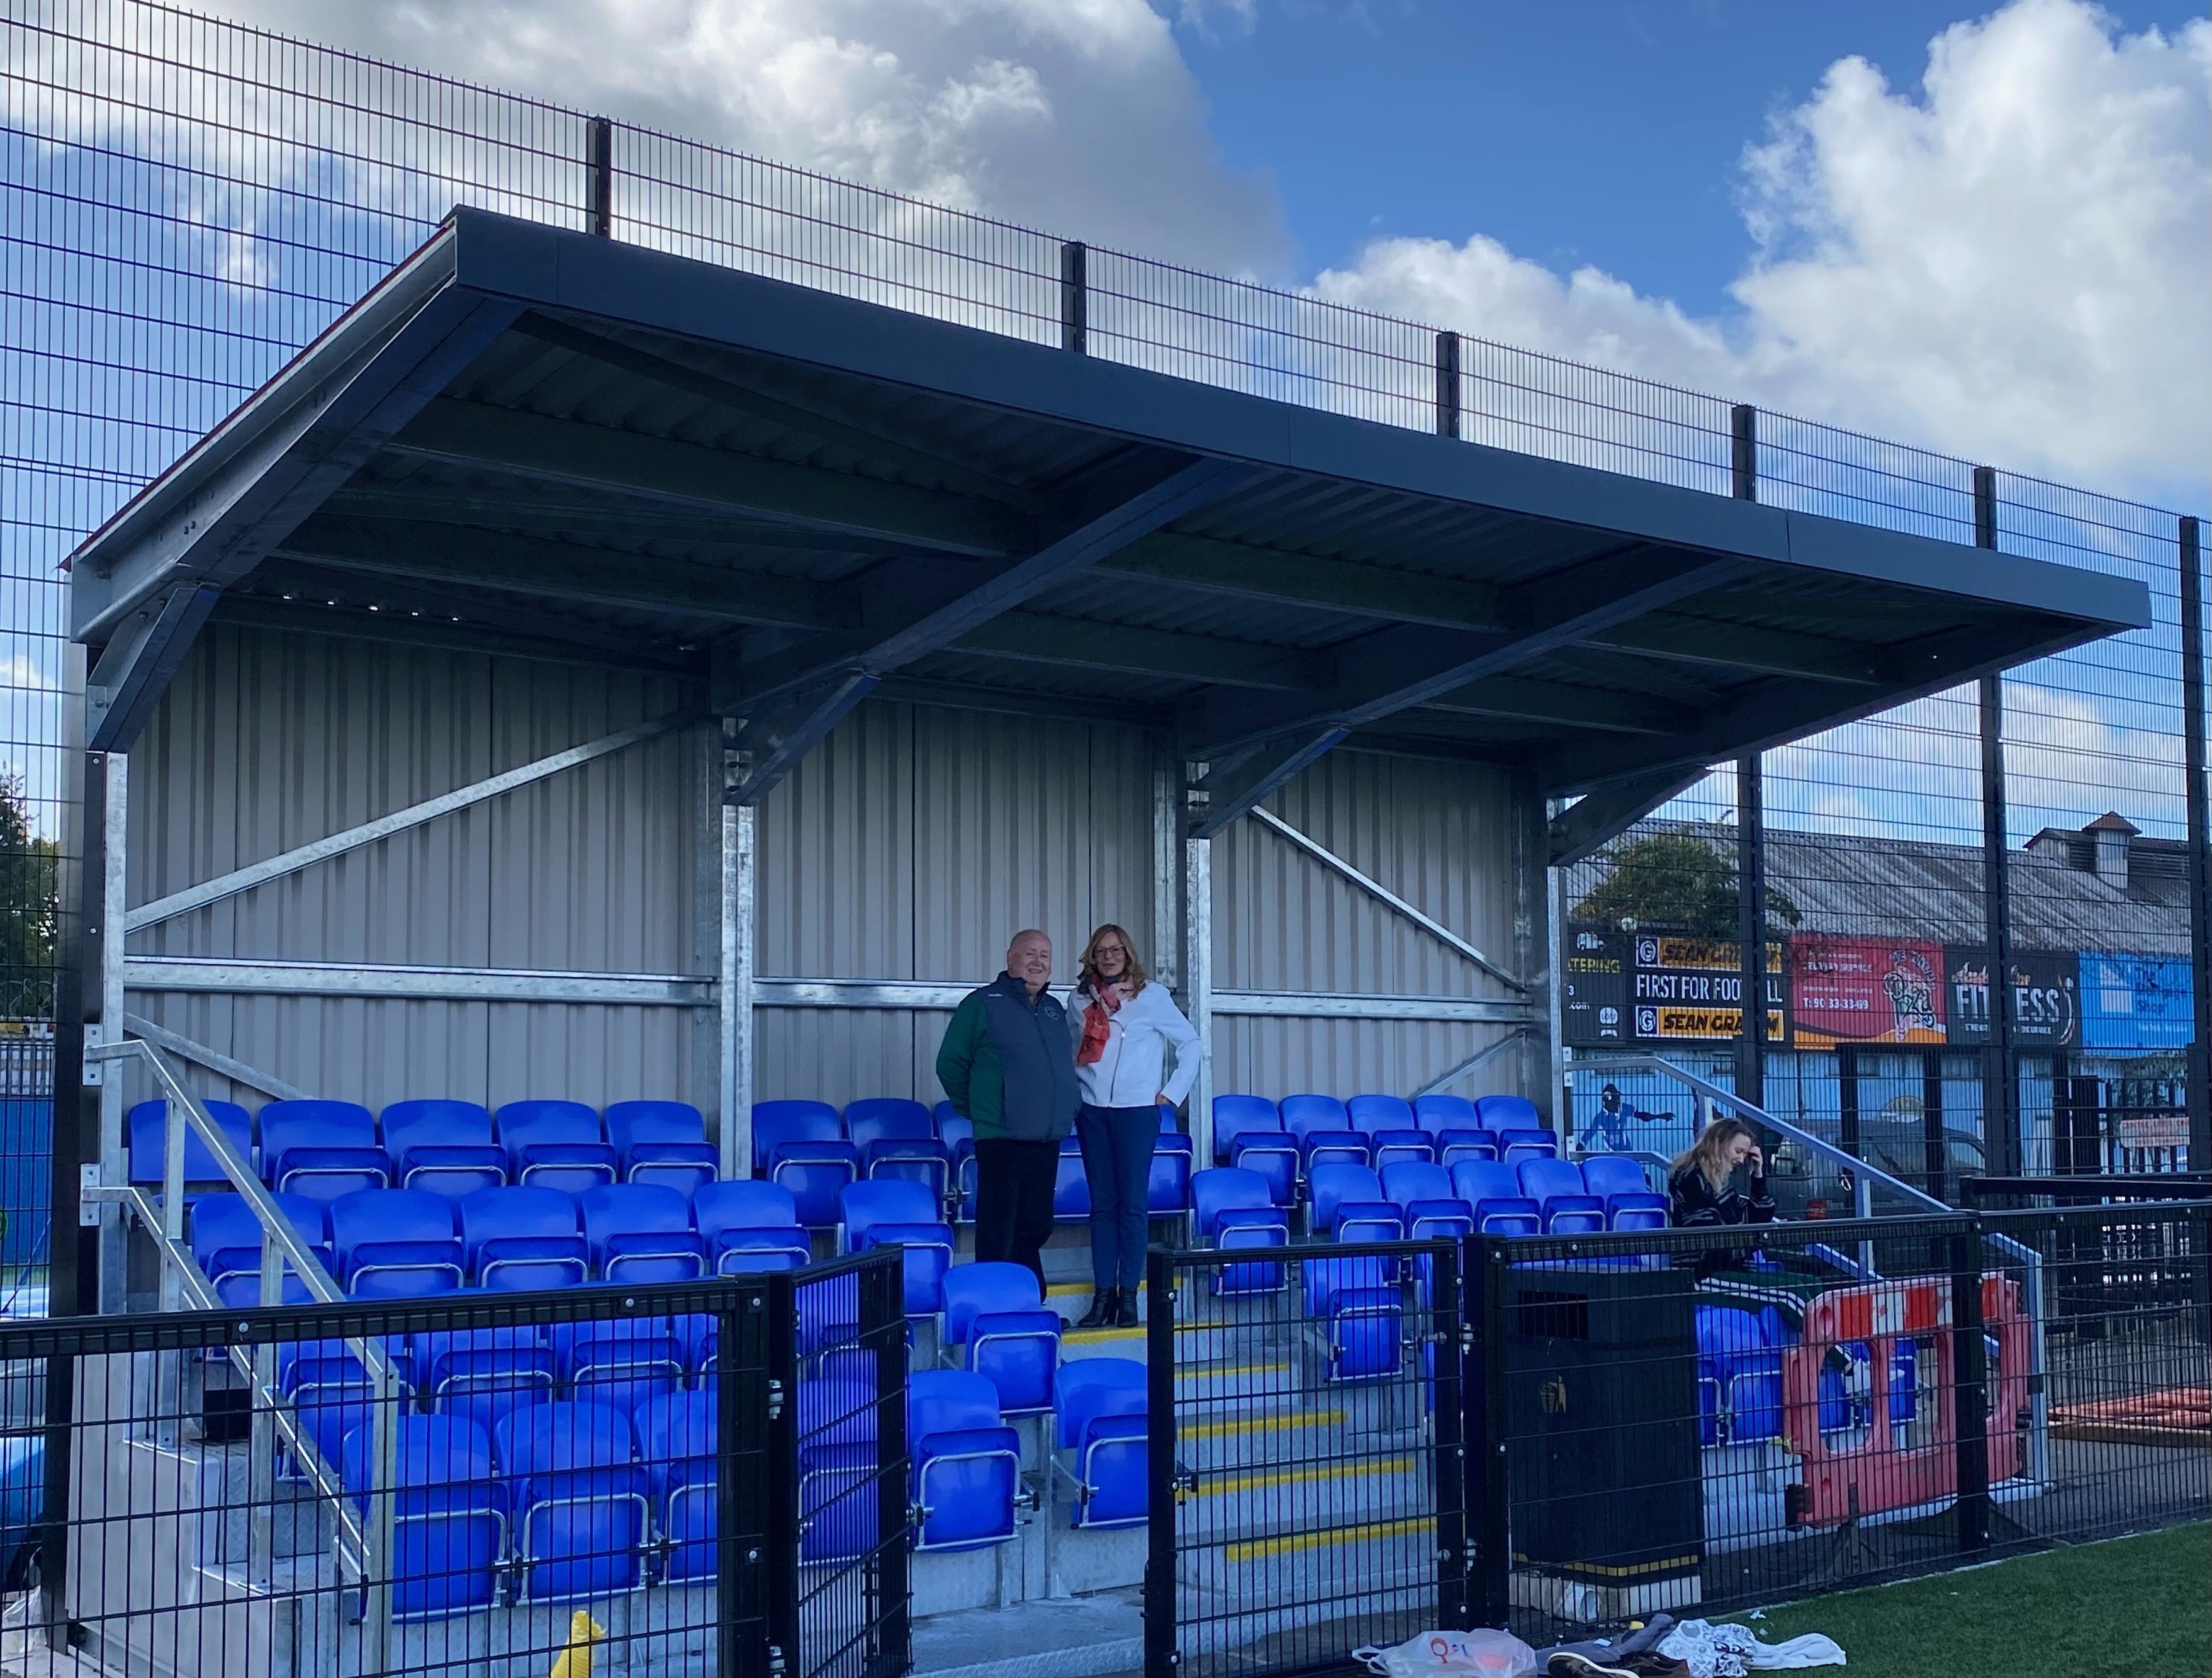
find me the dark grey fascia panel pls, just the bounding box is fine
[446,208,2148,634]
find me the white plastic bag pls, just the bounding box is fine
[1354,1629,1540,1678]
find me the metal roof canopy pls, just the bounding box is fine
[72,207,2150,848]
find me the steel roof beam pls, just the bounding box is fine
[211,595,695,673]
[1547,767,1714,867]
[280,517,850,631]
[725,455,1259,803]
[1422,678,1693,735]
[1184,549,1745,759]
[388,397,1031,556]
[86,584,220,752]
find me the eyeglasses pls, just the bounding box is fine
[1094,944,1126,957]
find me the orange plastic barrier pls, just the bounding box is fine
[1781,1274,2028,1527]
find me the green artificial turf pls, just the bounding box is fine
[1725,1523,2210,1678]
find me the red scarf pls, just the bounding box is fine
[1076,980,1125,1066]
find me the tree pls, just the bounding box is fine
[1574,832,1800,938]
[0,775,60,1018]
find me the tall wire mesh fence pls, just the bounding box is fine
[0,0,2207,1327]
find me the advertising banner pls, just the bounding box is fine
[1944,947,2080,1049]
[1562,926,1631,1047]
[2079,954,2195,1052]
[1789,933,1948,1047]
[1628,932,1787,1045]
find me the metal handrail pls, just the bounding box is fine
[87,1036,400,1667]
[1570,1051,1951,1214]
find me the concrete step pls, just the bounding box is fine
[1179,1450,1429,1542]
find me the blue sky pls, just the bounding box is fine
[1181,1,2209,313]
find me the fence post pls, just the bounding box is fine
[585,115,613,236]
[1948,1229,1991,1556]
[1431,1241,1471,1628]
[763,1271,801,1678]
[863,1254,912,1675]
[1143,1246,1178,1677]
[1471,1237,1512,1628]
[2177,515,2209,1171]
[1061,240,1088,354]
[1435,331,1462,439]
[1974,466,2021,1178]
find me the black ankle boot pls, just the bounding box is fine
[1076,1292,1116,1329]
[1116,1287,1141,1324]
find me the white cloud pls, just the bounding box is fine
[194,0,1285,276]
[1314,0,2211,499]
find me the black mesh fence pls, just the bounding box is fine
[1140,1204,2208,1675]
[0,1248,906,1678]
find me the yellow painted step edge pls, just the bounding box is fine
[1224,1513,1434,1564]
[1181,1408,1347,1441]
[1200,1454,1417,1499]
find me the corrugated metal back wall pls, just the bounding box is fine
[128,629,1537,1113]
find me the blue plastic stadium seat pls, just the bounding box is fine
[328,1189,463,1298]
[1300,1253,1401,1381]
[1449,1161,1542,1236]
[261,1099,389,1203]
[1053,1137,1091,1221]
[846,1098,951,1202]
[1435,1127,1498,1169]
[1210,1094,1281,1166]
[1308,1163,1402,1243]
[693,1180,812,1275]
[1496,1126,1558,1166]
[942,1263,1058,1417]
[604,1100,716,1198]
[579,1183,704,1283]
[1216,1097,1298,1208]
[1055,1358,1147,1529]
[635,1390,719,1585]
[1147,1137,1192,1216]
[495,1400,650,1603]
[839,1180,954,1317]
[751,1100,859,1226]
[1412,1093,1478,1135]
[1515,1157,1607,1234]
[935,1107,979,1222]
[794,1379,880,1565]
[340,1416,507,1619]
[459,1186,588,1291]
[276,1338,378,1479]
[381,1100,505,1198]
[1348,1094,1433,1169]
[1696,1305,1782,1444]
[1475,1095,1542,1132]
[909,1370,1022,1551]
[129,1097,253,1189]
[1579,1155,1670,1230]
[1379,1161,1474,1242]
[551,1320,685,1413]
[411,1327,556,1436]
[495,1100,617,1195]
[1282,1093,1368,1173]
[1191,1167,1287,1295]
[189,1190,332,1305]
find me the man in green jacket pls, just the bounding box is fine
[938,928,1081,1292]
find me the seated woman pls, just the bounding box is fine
[1668,1117,1776,1233]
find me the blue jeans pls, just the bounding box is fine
[1075,1102,1159,1290]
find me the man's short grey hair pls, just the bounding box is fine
[1008,928,1050,947]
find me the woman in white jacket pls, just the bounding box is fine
[1067,923,1202,1327]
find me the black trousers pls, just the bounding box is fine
[973,1137,1060,1295]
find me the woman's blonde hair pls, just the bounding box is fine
[1673,1117,1759,1191]
[1077,923,1148,994]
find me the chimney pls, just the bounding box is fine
[2084,811,2140,891]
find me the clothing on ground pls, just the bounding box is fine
[972,1135,1058,1294]
[1656,1621,1844,1678]
[936,971,1081,1142]
[1075,1101,1160,1290]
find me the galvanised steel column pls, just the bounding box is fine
[1975,467,2020,1178]
[98,753,128,1314]
[2178,515,2209,1166]
[1152,750,1180,993]
[1731,405,1767,1112]
[1183,762,1215,1164]
[720,720,756,1178]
